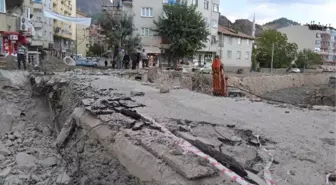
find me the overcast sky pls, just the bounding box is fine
[220,0,336,26]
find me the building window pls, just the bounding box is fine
[0,0,5,13]
[211,35,217,45]
[204,0,209,9]
[245,52,249,59]
[191,0,198,6]
[315,40,321,45]
[141,28,153,36]
[246,39,250,46]
[237,38,241,45]
[213,4,219,12]
[227,50,232,59]
[211,19,218,28]
[236,51,241,59]
[141,7,153,17]
[316,33,321,38]
[228,37,232,44]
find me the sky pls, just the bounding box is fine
[220,0,336,26]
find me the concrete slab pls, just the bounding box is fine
[71,107,229,185]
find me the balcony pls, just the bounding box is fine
[122,0,132,5]
[0,14,18,32]
[32,2,43,9]
[32,21,43,28]
[31,40,43,46]
[6,0,24,11]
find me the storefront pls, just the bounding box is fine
[0,31,20,55]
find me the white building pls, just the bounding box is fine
[121,0,220,61]
[217,25,254,72]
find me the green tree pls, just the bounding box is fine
[154,2,210,68]
[296,49,323,68]
[256,29,298,68]
[99,12,141,54]
[87,44,104,56]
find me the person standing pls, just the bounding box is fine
[141,49,148,68]
[131,52,137,70]
[211,55,227,96]
[123,51,130,69]
[117,48,125,70]
[104,60,108,67]
[17,43,27,70]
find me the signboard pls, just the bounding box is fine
[33,0,42,4]
[8,35,18,41]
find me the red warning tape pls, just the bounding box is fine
[177,139,255,185]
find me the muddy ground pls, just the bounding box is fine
[0,71,143,185]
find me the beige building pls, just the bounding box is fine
[52,0,77,57]
[121,0,220,60]
[76,10,89,56]
[278,25,336,64]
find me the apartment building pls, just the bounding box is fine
[217,26,254,71]
[76,9,89,56]
[52,0,76,58]
[0,0,30,56]
[121,0,220,61]
[278,25,336,65]
[28,0,54,49]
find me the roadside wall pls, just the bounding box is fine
[228,73,331,95]
[259,68,323,74]
[153,69,332,95]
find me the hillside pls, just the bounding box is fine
[263,17,300,30]
[219,15,263,37]
[218,15,300,36]
[77,0,110,15]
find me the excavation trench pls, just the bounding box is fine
[0,71,144,185]
[27,71,285,185]
[28,73,232,185]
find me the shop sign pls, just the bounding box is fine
[8,35,18,41]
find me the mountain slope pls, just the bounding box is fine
[218,15,263,37]
[263,17,300,30]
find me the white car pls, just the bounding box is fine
[289,68,301,73]
[199,63,212,74]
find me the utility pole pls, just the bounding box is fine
[271,42,274,73]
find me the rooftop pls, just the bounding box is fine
[218,26,254,40]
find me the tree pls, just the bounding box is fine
[99,12,141,54]
[87,43,104,56]
[296,49,323,68]
[154,2,210,68]
[255,29,298,68]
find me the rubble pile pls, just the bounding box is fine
[0,71,144,185]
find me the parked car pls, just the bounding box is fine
[76,58,98,67]
[287,68,301,73]
[199,63,212,74]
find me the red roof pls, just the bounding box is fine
[218,26,254,40]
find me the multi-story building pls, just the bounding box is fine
[24,0,54,64]
[75,9,90,56]
[52,0,76,58]
[89,24,103,46]
[0,0,30,56]
[121,0,220,61]
[278,25,336,65]
[217,26,254,71]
